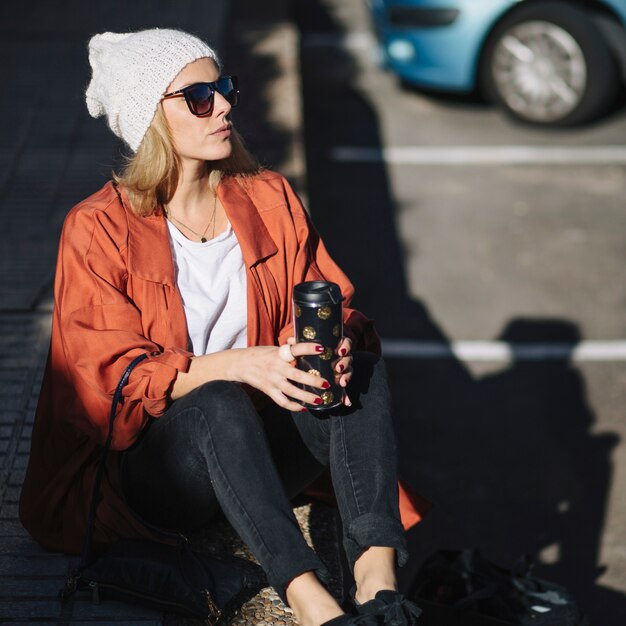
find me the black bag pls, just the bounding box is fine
[409,549,589,626]
[59,353,265,623]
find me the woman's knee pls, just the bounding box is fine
[185,380,264,447]
[127,406,209,482]
[126,381,251,487]
[189,379,250,409]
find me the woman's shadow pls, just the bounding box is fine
[288,1,625,623]
[476,321,619,597]
[391,319,620,625]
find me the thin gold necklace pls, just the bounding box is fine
[165,193,218,243]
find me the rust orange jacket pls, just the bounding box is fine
[19,170,428,556]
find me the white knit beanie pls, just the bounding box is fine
[85,28,221,152]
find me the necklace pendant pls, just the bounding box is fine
[201,237,207,243]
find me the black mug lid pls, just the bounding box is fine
[293,281,344,305]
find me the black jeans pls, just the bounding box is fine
[118,351,408,605]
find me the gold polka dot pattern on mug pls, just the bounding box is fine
[302,326,316,340]
[317,306,332,320]
[321,391,334,405]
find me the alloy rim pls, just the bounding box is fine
[491,20,587,122]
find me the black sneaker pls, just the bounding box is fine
[349,588,422,625]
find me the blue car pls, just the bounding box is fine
[368,0,626,125]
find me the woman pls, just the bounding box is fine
[19,28,423,626]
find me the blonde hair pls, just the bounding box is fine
[113,105,262,216]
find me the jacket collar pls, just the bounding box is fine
[219,176,279,266]
[120,176,278,285]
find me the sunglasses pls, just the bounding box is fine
[162,75,239,116]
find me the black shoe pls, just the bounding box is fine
[349,587,422,625]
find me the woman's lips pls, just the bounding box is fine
[212,124,232,135]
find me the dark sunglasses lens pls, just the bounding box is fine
[186,83,213,115]
[217,76,239,107]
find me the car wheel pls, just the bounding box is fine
[480,1,618,126]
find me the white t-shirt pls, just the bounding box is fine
[166,219,248,356]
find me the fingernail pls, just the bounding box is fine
[340,348,347,356]
[337,364,345,372]
[314,397,323,405]
[300,407,308,412]
[315,345,324,352]
[322,381,330,389]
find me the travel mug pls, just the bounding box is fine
[292,280,344,411]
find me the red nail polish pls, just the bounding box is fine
[300,407,308,412]
[340,348,347,356]
[322,381,330,389]
[338,364,345,372]
[316,345,324,352]
[314,397,323,405]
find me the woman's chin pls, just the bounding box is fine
[203,143,234,162]
[182,147,233,165]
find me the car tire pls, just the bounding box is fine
[480,1,618,126]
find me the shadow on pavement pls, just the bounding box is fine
[294,1,625,624]
[223,0,295,172]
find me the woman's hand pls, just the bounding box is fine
[333,336,353,407]
[231,342,332,412]
[289,336,354,407]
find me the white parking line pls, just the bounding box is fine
[331,146,626,165]
[381,340,626,362]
